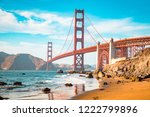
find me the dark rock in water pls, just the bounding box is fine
[0,96,9,100]
[86,72,93,78]
[42,88,51,94]
[0,82,7,86]
[22,73,26,75]
[67,70,76,74]
[65,83,73,87]
[57,69,63,73]
[79,75,86,77]
[13,82,22,86]
[103,82,108,85]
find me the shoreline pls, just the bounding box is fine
[71,77,150,100]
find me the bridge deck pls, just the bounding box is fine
[48,36,150,62]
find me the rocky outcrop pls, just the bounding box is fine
[102,48,150,81]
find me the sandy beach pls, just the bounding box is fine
[71,77,150,100]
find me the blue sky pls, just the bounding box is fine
[0,0,150,65]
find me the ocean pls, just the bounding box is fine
[0,70,98,100]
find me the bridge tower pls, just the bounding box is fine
[47,42,52,70]
[74,9,84,72]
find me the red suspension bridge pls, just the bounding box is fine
[47,9,150,71]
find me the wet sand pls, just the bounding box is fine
[17,91,71,100]
[72,78,150,100]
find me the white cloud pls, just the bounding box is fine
[87,18,150,39]
[0,41,64,61]
[0,9,72,35]
[0,9,149,41]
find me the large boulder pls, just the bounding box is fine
[65,83,73,87]
[86,72,93,78]
[57,69,64,73]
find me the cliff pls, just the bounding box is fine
[102,48,150,81]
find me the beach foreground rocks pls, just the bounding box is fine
[102,48,150,81]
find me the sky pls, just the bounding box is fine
[0,0,150,65]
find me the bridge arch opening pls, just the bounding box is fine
[99,50,109,69]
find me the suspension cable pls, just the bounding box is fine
[85,14,108,43]
[66,36,74,51]
[85,27,97,44]
[59,14,74,54]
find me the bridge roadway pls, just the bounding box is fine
[48,36,150,62]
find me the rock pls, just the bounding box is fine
[42,88,51,94]
[98,71,105,78]
[0,81,7,86]
[144,74,150,78]
[106,75,111,78]
[86,72,93,78]
[117,71,124,77]
[131,77,142,82]
[93,69,99,79]
[57,69,63,73]
[103,82,108,86]
[79,75,86,77]
[13,82,22,86]
[22,73,26,75]
[65,83,73,87]
[0,96,8,100]
[117,80,122,84]
[93,70,105,80]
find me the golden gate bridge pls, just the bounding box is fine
[47,9,150,72]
